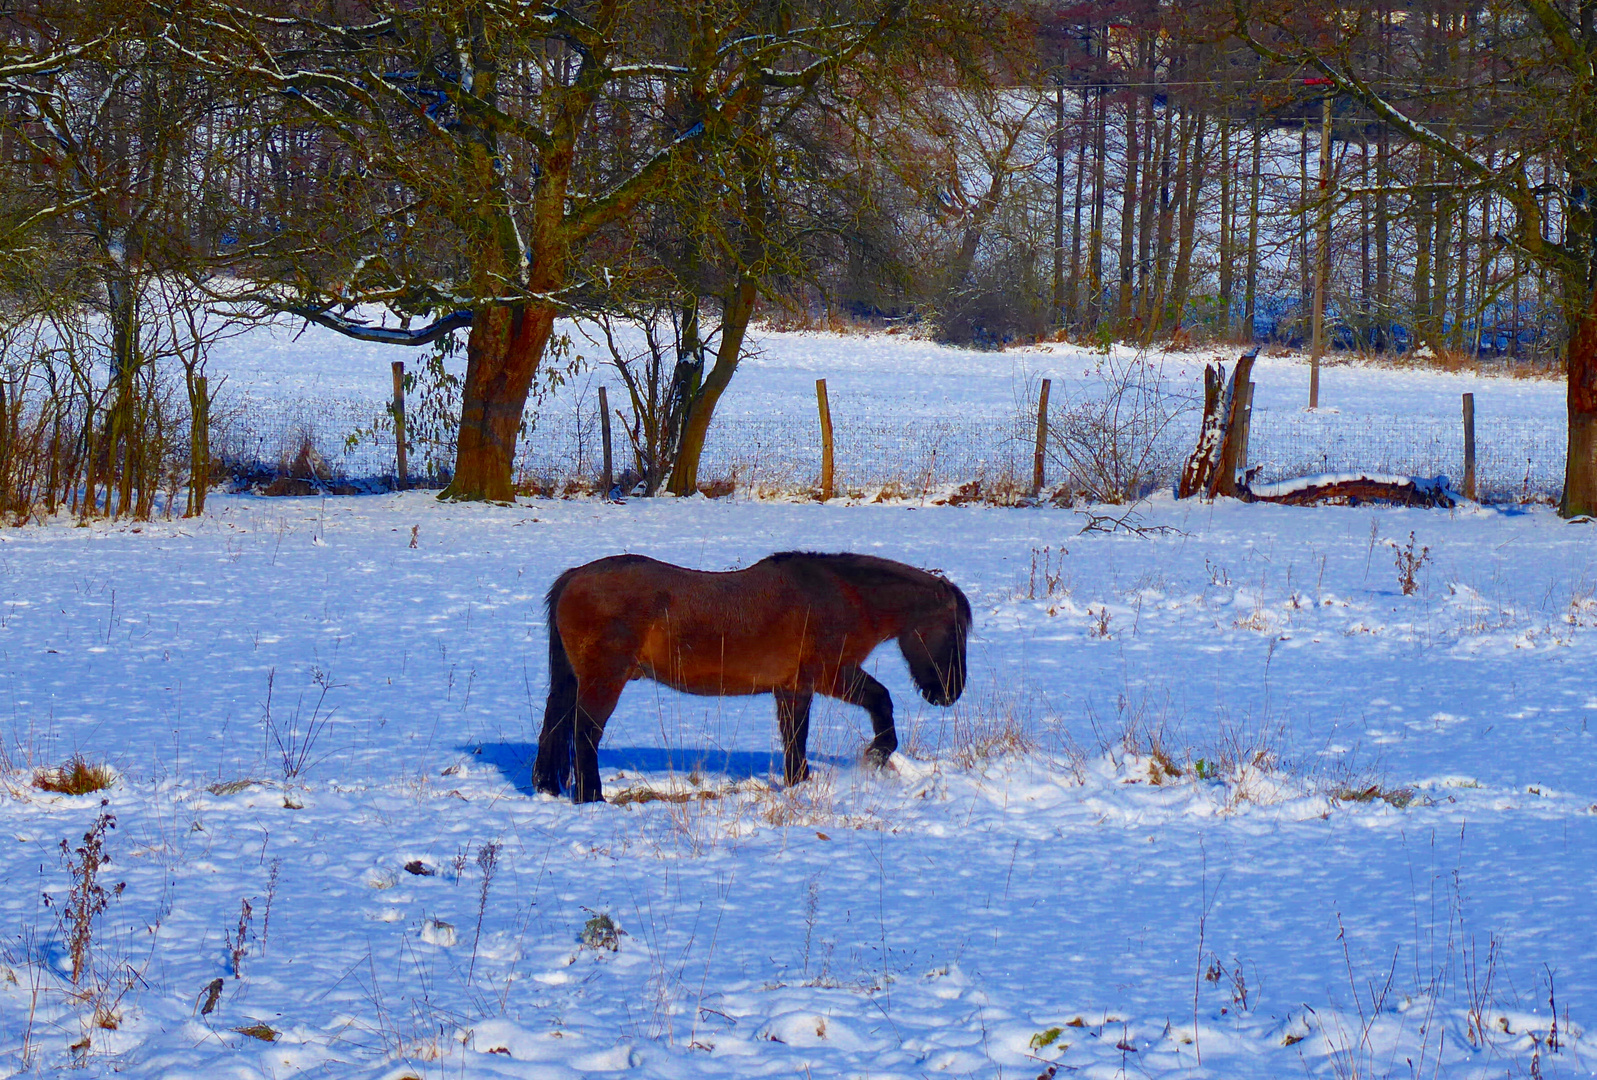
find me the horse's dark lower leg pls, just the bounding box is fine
[571,682,623,804]
[836,666,896,766]
[775,689,814,786]
[532,674,579,796]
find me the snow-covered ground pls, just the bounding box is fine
[0,326,1593,1078]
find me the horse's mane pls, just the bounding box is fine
[764,552,967,619]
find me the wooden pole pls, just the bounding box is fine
[1462,392,1476,500]
[1032,378,1052,497]
[1310,91,1332,408]
[816,378,834,501]
[1236,381,1256,487]
[598,385,613,497]
[391,361,407,490]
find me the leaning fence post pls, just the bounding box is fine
[816,378,834,501]
[391,361,407,491]
[598,385,613,498]
[1462,392,1476,500]
[1031,378,1051,497]
[1236,381,1256,486]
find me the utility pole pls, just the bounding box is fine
[1307,78,1334,408]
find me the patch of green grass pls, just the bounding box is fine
[1029,1026,1065,1050]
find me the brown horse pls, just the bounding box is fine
[532,552,972,803]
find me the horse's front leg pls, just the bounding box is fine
[774,689,814,786]
[834,665,896,767]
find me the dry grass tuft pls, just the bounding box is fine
[1330,783,1415,809]
[904,687,1038,769]
[611,786,723,808]
[33,756,115,795]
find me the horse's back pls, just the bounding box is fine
[549,554,888,695]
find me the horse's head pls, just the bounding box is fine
[899,581,971,706]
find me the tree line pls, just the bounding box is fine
[1,0,1593,513]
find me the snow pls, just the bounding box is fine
[1,327,1595,1078]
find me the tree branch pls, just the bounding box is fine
[287,306,474,345]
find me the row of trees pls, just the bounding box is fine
[2,0,1596,513]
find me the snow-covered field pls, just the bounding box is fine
[1,328,1595,1079]
[212,318,1569,497]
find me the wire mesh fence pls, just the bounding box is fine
[1246,410,1565,502]
[223,389,1567,502]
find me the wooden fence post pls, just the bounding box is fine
[816,378,834,501]
[598,385,613,498]
[1235,381,1256,486]
[1462,392,1476,500]
[1031,378,1051,497]
[391,361,407,490]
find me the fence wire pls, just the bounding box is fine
[223,391,1567,502]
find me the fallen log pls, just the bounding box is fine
[1244,472,1458,508]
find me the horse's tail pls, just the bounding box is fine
[545,568,580,699]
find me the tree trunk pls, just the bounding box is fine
[1067,88,1087,328]
[1359,137,1371,344]
[1244,120,1262,342]
[443,303,555,501]
[1434,183,1454,348]
[1170,114,1206,333]
[1134,98,1162,327]
[1299,124,1310,318]
[1088,86,1107,328]
[668,277,757,495]
[1375,126,1390,351]
[1414,148,1434,349]
[1452,191,1471,350]
[1053,83,1065,328]
[1115,93,1140,328]
[1218,117,1233,334]
[1149,108,1181,334]
[1562,291,1597,516]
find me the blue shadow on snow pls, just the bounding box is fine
[467,742,853,796]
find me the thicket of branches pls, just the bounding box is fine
[0,0,1592,512]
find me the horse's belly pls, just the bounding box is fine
[634,628,795,695]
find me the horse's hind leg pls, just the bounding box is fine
[775,689,814,786]
[834,665,896,767]
[533,664,579,797]
[571,678,625,804]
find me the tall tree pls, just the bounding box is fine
[191,1,906,502]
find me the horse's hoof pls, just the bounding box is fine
[863,746,896,769]
[572,788,607,805]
